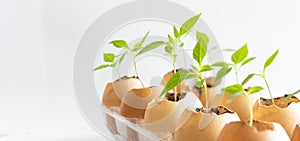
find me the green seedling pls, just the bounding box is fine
[94,31,165,86]
[242,50,279,105]
[93,52,126,78]
[164,14,201,100]
[223,84,264,126]
[160,32,227,110]
[213,43,256,83]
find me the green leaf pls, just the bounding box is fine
[248,86,264,94]
[196,32,209,47]
[286,89,300,100]
[212,61,228,67]
[173,26,179,38]
[136,41,165,56]
[241,73,255,86]
[109,40,128,48]
[160,70,197,96]
[179,14,201,37]
[133,42,142,50]
[168,34,175,44]
[179,42,184,47]
[264,49,279,71]
[141,31,150,44]
[200,64,213,72]
[193,42,207,65]
[215,66,232,82]
[241,57,256,66]
[93,64,111,71]
[231,43,248,64]
[191,65,199,72]
[103,53,115,62]
[165,45,173,54]
[223,84,244,95]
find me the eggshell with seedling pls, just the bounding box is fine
[213,93,259,121]
[120,86,163,119]
[174,106,239,141]
[292,124,300,141]
[253,95,300,138]
[102,76,148,107]
[192,77,221,107]
[161,69,191,93]
[218,120,290,141]
[143,92,201,138]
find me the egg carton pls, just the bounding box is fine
[102,105,172,141]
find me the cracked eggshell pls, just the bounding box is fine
[215,93,259,121]
[218,120,290,141]
[143,92,201,137]
[174,106,239,141]
[120,86,163,119]
[292,124,300,141]
[102,76,148,107]
[253,96,300,138]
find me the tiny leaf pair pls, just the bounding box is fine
[238,49,279,105]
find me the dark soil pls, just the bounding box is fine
[165,92,187,102]
[115,75,139,82]
[194,106,234,115]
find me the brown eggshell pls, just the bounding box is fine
[214,93,259,121]
[143,92,201,137]
[218,120,290,141]
[292,124,300,141]
[102,76,148,108]
[102,82,121,107]
[120,86,163,119]
[174,106,239,141]
[253,95,300,138]
[161,69,191,93]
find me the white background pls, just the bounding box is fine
[1,0,300,140]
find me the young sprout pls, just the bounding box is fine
[160,32,227,110]
[93,52,126,78]
[94,31,165,86]
[242,50,279,105]
[223,84,264,126]
[164,13,201,100]
[212,44,256,84]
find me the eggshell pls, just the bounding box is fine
[102,76,148,107]
[101,76,148,139]
[143,92,201,138]
[292,124,300,141]
[218,120,290,141]
[102,82,121,107]
[253,95,300,138]
[174,106,239,141]
[214,93,259,121]
[120,86,163,119]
